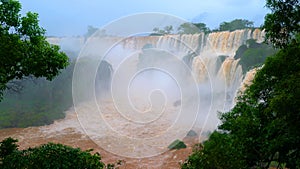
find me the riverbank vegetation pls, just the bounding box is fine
[182,0,300,168]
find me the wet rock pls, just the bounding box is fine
[173,100,181,107]
[168,139,186,150]
[186,130,197,137]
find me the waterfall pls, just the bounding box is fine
[42,29,268,158]
[52,29,264,132]
[112,28,264,131]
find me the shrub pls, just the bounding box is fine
[0,137,105,169]
[168,139,187,150]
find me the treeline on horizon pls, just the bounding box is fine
[82,19,259,38]
[150,19,256,35]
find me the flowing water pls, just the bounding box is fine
[0,29,264,168]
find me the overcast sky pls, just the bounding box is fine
[18,0,269,36]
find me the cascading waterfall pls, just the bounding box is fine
[23,28,267,159]
[0,28,267,167]
[112,29,264,131]
[49,28,264,132]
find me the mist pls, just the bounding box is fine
[67,13,268,158]
[0,12,266,158]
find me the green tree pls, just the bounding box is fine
[0,137,18,159]
[151,25,173,35]
[194,23,211,33]
[218,19,254,31]
[183,42,300,168]
[221,42,300,168]
[0,137,105,169]
[235,39,277,73]
[263,0,300,48]
[183,1,300,168]
[0,0,69,100]
[178,23,198,34]
[178,22,210,34]
[182,132,246,169]
[164,25,173,34]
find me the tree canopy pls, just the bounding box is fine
[0,0,69,100]
[152,22,210,35]
[235,39,277,73]
[177,22,210,34]
[218,19,254,31]
[151,25,174,35]
[263,0,300,48]
[0,137,105,169]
